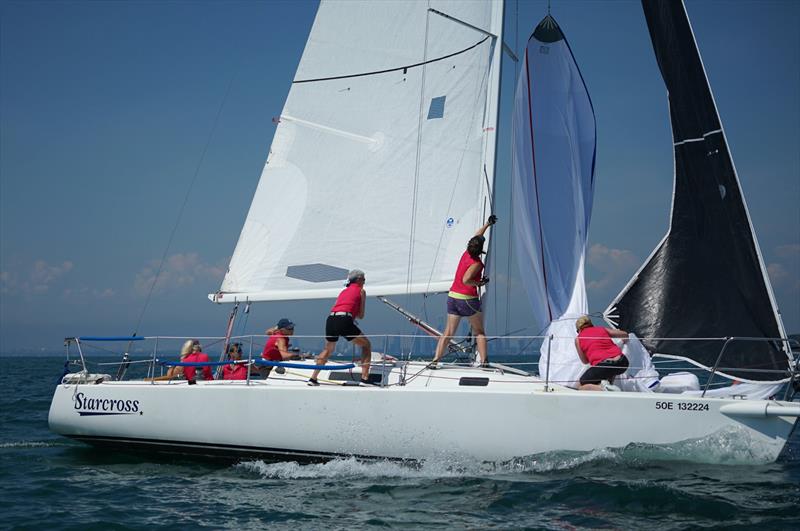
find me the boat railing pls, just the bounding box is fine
[62,334,798,398]
[699,336,799,400]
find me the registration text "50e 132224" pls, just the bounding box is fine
[655,401,709,412]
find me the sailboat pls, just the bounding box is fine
[49,0,799,464]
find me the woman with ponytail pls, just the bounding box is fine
[430,215,497,368]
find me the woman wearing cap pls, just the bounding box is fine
[574,315,630,391]
[222,343,248,380]
[309,269,372,386]
[430,215,496,367]
[261,318,296,378]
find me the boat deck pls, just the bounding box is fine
[101,360,552,394]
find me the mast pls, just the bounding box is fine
[605,0,791,382]
[471,0,505,310]
[485,0,505,232]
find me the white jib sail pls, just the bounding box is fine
[511,15,595,386]
[214,0,504,303]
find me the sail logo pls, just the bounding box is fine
[446,217,454,228]
[73,392,141,416]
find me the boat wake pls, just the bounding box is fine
[236,426,783,479]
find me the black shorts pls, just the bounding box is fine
[325,315,362,343]
[579,355,629,386]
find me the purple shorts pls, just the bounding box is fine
[446,296,481,317]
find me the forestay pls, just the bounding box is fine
[605,0,792,382]
[511,15,596,386]
[213,0,504,303]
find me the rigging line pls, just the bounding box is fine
[131,71,238,337]
[403,2,433,355]
[406,2,433,299]
[515,0,519,77]
[483,165,498,335]
[514,321,552,356]
[236,303,251,337]
[482,166,495,217]
[504,185,515,333]
[293,36,490,84]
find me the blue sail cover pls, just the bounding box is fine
[511,15,596,338]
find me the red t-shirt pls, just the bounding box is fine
[578,326,623,365]
[262,332,290,362]
[222,363,248,380]
[449,251,483,298]
[183,352,214,381]
[330,283,362,315]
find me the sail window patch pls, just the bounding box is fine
[427,96,446,119]
[285,263,349,283]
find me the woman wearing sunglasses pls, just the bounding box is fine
[222,343,248,380]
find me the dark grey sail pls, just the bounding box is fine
[605,0,790,382]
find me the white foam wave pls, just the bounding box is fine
[618,426,780,465]
[514,447,621,473]
[237,449,625,480]
[238,456,472,480]
[0,440,55,448]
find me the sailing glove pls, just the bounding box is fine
[487,214,498,225]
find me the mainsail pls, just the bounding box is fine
[606,0,791,382]
[511,15,595,385]
[213,0,504,302]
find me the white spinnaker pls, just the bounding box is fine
[537,258,590,388]
[511,16,595,385]
[215,0,503,302]
[511,17,596,332]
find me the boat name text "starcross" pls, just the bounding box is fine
[73,393,141,415]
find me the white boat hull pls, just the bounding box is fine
[49,363,799,464]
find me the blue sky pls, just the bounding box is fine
[1,0,798,353]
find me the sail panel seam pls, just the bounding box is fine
[673,128,722,146]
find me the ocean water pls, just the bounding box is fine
[1,356,798,530]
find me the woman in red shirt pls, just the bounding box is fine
[146,339,193,381]
[182,340,214,382]
[574,315,630,390]
[309,270,372,386]
[260,318,295,378]
[430,215,496,367]
[222,343,248,380]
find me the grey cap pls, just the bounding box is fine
[347,269,365,283]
